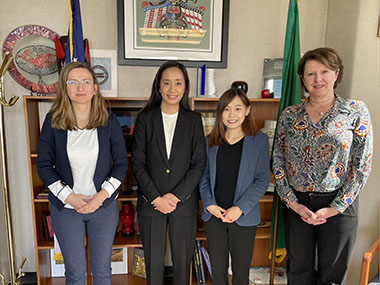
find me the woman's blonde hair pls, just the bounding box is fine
[50,62,108,130]
[208,88,257,148]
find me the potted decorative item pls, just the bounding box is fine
[119,202,134,237]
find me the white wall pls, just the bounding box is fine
[0,1,377,284]
[326,0,380,284]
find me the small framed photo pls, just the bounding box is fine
[50,249,65,277]
[90,49,118,97]
[111,248,128,274]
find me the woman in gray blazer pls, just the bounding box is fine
[199,88,270,285]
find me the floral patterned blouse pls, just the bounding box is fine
[272,95,372,213]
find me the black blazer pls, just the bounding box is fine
[131,107,206,217]
[37,112,128,210]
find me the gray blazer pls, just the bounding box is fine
[199,133,270,226]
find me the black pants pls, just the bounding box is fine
[205,216,257,285]
[284,191,358,285]
[139,214,197,285]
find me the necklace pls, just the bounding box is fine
[307,98,335,117]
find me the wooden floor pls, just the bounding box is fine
[112,274,213,284]
[38,274,212,284]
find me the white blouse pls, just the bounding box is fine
[48,128,121,209]
[162,111,178,160]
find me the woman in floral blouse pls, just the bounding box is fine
[272,47,372,285]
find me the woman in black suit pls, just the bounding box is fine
[131,61,206,285]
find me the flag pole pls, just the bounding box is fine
[269,194,280,285]
[269,0,301,282]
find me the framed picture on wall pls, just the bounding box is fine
[90,49,117,97]
[117,0,230,68]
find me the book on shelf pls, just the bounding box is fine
[196,240,206,282]
[193,245,201,283]
[36,188,49,199]
[193,240,206,284]
[200,242,212,278]
[42,213,54,240]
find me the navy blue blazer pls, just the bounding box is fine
[199,133,270,226]
[37,112,128,210]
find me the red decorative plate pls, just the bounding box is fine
[2,25,59,94]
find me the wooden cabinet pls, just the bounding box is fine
[24,96,280,284]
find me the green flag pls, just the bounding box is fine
[269,0,302,264]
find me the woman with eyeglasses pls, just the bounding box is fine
[37,62,128,285]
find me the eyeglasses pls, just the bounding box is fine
[66,79,94,88]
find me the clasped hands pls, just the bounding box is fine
[289,201,339,225]
[206,205,242,223]
[65,189,109,214]
[152,193,180,214]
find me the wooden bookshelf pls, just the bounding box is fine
[24,96,281,284]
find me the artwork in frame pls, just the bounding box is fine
[117,0,230,68]
[111,248,128,274]
[50,248,128,276]
[90,49,117,97]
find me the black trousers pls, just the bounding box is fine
[205,216,257,285]
[139,214,197,285]
[284,191,358,285]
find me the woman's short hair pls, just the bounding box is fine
[297,47,344,92]
[142,60,191,112]
[50,62,108,130]
[208,88,257,147]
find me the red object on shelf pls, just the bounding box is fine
[120,202,134,236]
[261,89,271,98]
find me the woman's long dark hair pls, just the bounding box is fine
[142,61,191,112]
